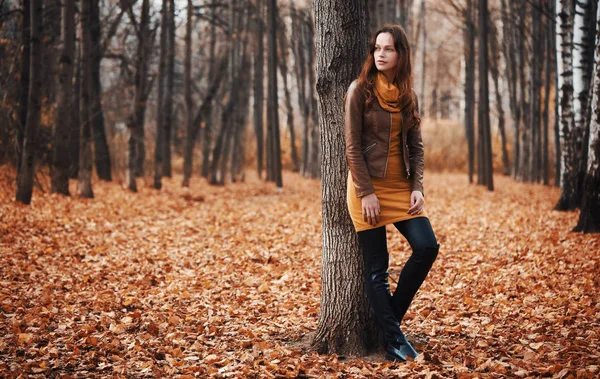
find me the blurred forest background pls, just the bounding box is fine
[0,0,598,231]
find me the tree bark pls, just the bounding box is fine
[311,0,378,356]
[201,0,217,179]
[51,0,74,195]
[478,0,493,190]
[78,0,94,198]
[70,33,81,179]
[277,13,299,172]
[163,0,175,178]
[574,3,600,233]
[90,0,111,181]
[267,0,282,187]
[15,0,42,204]
[555,0,578,210]
[126,0,150,192]
[529,0,543,182]
[488,11,510,176]
[181,0,193,187]
[306,10,320,179]
[254,0,265,179]
[154,0,168,190]
[16,0,30,178]
[465,0,476,184]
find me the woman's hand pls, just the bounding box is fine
[362,193,380,226]
[407,191,424,215]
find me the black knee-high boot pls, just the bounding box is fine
[392,243,440,323]
[364,252,418,362]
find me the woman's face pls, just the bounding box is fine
[374,32,399,78]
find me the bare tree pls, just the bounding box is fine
[311,0,378,356]
[253,0,265,179]
[125,0,151,192]
[15,0,42,204]
[477,0,493,190]
[51,0,75,195]
[555,0,578,210]
[154,0,169,190]
[266,0,282,187]
[78,0,94,198]
[277,12,299,172]
[574,4,600,233]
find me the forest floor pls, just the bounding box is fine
[0,167,598,378]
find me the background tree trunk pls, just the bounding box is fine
[78,0,94,198]
[90,0,111,181]
[478,0,493,190]
[488,13,510,176]
[266,0,282,187]
[181,0,193,188]
[306,10,320,179]
[126,0,150,192]
[574,4,600,233]
[154,0,169,190]
[311,0,378,356]
[254,0,265,179]
[70,34,81,179]
[277,13,299,172]
[555,0,578,210]
[16,0,30,179]
[201,0,217,179]
[465,0,476,184]
[15,0,42,204]
[51,0,74,196]
[163,0,175,178]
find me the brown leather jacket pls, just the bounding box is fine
[344,80,425,198]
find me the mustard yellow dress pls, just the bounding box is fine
[347,112,427,232]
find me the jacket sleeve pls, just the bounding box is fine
[408,89,425,195]
[344,81,375,198]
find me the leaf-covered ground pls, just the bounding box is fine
[1,168,598,378]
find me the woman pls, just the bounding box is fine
[344,24,440,362]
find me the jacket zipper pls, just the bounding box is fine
[362,142,377,154]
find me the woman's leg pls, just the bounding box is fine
[357,226,403,344]
[391,217,440,323]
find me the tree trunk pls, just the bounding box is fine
[516,2,530,182]
[488,11,510,176]
[267,0,282,187]
[15,0,42,204]
[16,0,30,178]
[51,0,74,195]
[201,0,217,179]
[78,0,94,198]
[90,0,111,181]
[555,0,578,210]
[465,0,476,184]
[553,0,561,187]
[478,0,493,190]
[543,0,553,185]
[311,0,378,356]
[254,0,265,179]
[574,4,600,233]
[575,0,598,205]
[70,34,81,179]
[291,6,309,176]
[181,0,193,187]
[163,0,175,178]
[277,14,299,172]
[529,0,543,182]
[126,0,150,192]
[154,0,168,190]
[306,10,320,179]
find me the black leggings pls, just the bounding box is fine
[357,217,439,341]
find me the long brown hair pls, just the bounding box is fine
[356,24,420,130]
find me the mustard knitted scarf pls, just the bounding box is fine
[373,72,401,113]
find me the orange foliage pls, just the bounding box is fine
[0,166,598,377]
